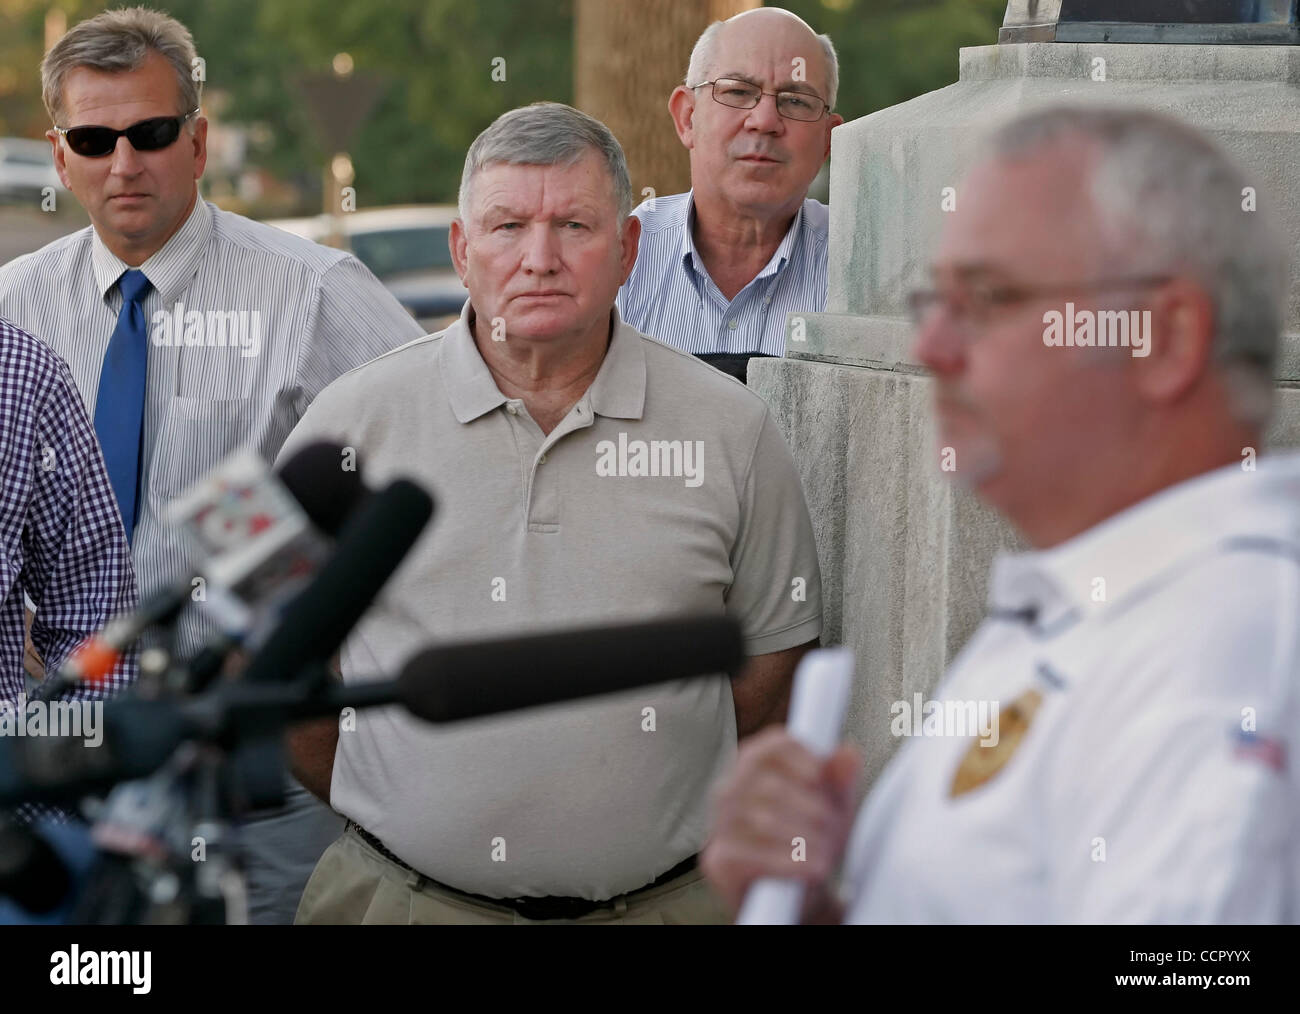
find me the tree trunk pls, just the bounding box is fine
[574,0,760,203]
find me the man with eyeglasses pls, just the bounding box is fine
[616,8,842,383]
[702,106,1300,923]
[0,7,424,924]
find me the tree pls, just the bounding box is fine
[574,0,759,202]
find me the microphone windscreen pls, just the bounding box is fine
[275,441,366,536]
[241,477,434,683]
[397,615,744,723]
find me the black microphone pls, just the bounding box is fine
[177,441,369,692]
[239,477,434,685]
[396,615,744,723]
[275,439,367,538]
[0,612,735,806]
[0,479,433,807]
[33,441,366,703]
[132,440,365,636]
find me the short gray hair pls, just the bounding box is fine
[986,105,1289,424]
[42,6,201,126]
[686,19,839,112]
[457,102,632,222]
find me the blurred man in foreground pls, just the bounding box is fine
[703,105,1299,923]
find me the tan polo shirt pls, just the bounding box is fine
[276,301,823,900]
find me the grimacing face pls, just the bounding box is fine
[450,149,639,346]
[48,49,205,262]
[672,17,841,218]
[910,153,1150,520]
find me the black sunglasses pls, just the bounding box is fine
[55,108,199,158]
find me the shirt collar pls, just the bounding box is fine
[678,190,805,289]
[443,300,646,424]
[987,453,1300,629]
[91,194,211,305]
[443,301,509,423]
[586,304,646,420]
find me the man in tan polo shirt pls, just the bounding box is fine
[279,101,823,924]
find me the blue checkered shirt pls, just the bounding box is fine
[0,315,138,708]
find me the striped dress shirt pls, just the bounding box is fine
[0,316,137,705]
[616,190,829,357]
[0,196,426,659]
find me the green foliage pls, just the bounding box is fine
[165,0,574,208]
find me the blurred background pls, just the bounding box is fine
[0,0,1005,326]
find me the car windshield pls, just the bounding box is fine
[350,226,453,278]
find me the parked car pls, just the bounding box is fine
[0,137,63,205]
[265,205,465,330]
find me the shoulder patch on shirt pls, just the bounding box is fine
[949,688,1043,798]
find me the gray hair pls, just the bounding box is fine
[686,18,839,112]
[457,102,632,222]
[986,105,1289,426]
[42,6,201,126]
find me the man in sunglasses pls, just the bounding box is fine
[0,7,424,924]
[702,106,1300,923]
[616,8,842,383]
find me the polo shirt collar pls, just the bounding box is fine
[91,192,211,306]
[443,300,646,424]
[679,189,805,291]
[586,305,646,420]
[443,301,510,423]
[987,453,1300,630]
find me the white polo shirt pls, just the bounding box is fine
[842,455,1300,923]
[278,301,823,900]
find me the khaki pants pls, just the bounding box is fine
[295,825,730,925]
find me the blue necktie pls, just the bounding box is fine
[94,268,152,542]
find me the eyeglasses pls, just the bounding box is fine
[691,78,829,122]
[55,108,200,158]
[907,275,1174,328]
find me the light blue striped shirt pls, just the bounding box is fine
[616,190,829,357]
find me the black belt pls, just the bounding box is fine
[345,820,697,921]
